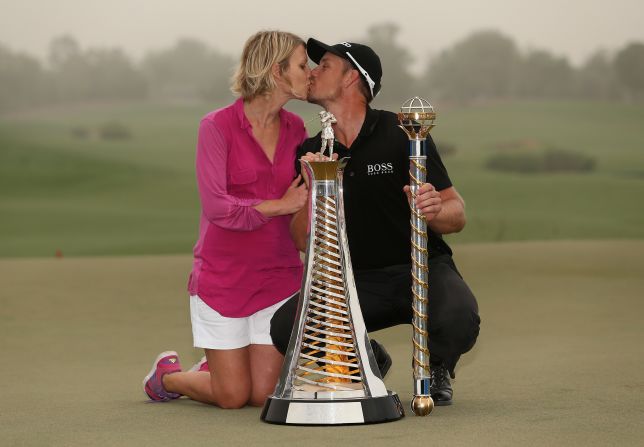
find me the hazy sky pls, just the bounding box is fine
[2,0,643,70]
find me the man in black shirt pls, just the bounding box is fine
[270,38,480,406]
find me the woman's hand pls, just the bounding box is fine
[254,175,308,218]
[279,174,308,215]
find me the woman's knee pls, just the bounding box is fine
[213,380,251,409]
[216,387,250,409]
[248,387,272,407]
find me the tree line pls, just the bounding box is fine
[1,23,644,113]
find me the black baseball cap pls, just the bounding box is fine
[306,38,382,99]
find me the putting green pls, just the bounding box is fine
[1,240,642,446]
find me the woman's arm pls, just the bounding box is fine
[254,175,307,218]
[196,119,269,231]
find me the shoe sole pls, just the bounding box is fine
[434,399,453,406]
[142,350,178,400]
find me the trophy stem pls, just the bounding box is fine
[398,96,437,417]
[409,155,434,417]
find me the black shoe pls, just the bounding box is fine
[429,363,453,406]
[370,339,392,378]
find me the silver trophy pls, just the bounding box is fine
[261,114,404,425]
[397,96,437,416]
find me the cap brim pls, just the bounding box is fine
[306,38,344,64]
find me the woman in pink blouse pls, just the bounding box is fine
[143,31,310,408]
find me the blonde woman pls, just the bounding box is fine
[143,31,310,408]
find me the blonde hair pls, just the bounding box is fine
[231,31,305,100]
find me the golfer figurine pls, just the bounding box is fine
[319,110,337,159]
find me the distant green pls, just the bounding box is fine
[1,100,643,257]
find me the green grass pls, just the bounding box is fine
[1,241,643,445]
[430,101,644,244]
[0,103,205,257]
[1,100,644,257]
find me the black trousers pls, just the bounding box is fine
[270,255,480,377]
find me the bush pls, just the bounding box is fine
[486,152,544,173]
[99,121,132,140]
[543,148,595,172]
[486,147,595,174]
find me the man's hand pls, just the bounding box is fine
[403,184,466,234]
[404,183,442,221]
[300,151,339,162]
[299,152,339,187]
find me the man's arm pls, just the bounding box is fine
[431,186,466,234]
[405,184,466,235]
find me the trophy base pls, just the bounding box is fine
[261,391,404,425]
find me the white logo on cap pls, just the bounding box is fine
[340,42,352,47]
[344,51,376,98]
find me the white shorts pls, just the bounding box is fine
[189,294,295,350]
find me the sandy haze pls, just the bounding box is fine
[1,0,643,70]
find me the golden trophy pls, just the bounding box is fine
[398,96,437,416]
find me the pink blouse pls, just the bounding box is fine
[188,98,307,317]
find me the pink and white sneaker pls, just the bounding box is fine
[188,355,209,373]
[143,351,182,401]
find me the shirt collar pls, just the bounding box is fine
[234,97,250,130]
[234,97,292,130]
[358,106,380,137]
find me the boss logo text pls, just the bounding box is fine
[367,163,394,175]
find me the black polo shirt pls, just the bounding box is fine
[297,107,453,270]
